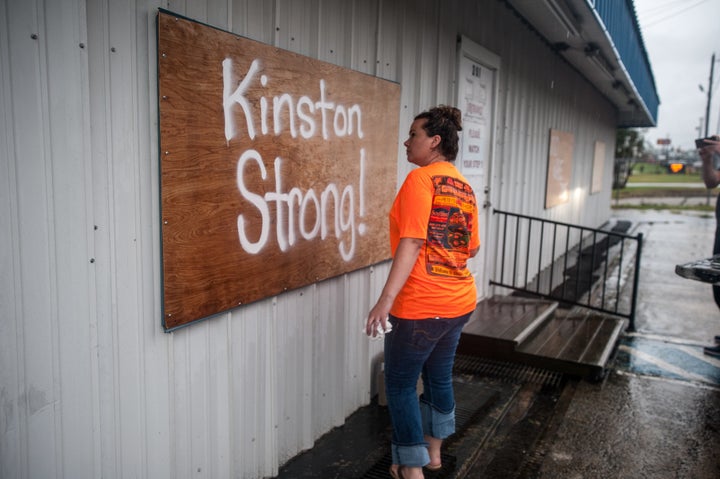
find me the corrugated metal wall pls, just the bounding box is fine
[0,0,616,478]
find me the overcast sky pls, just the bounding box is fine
[632,0,720,151]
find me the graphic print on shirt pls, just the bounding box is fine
[426,176,476,277]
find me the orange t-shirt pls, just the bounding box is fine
[389,161,480,319]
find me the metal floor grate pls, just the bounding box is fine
[453,355,565,388]
[360,378,494,479]
[360,358,563,478]
[360,453,456,479]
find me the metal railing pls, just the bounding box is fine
[489,209,643,331]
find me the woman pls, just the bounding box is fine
[366,105,480,479]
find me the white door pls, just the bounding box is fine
[455,37,500,301]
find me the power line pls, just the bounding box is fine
[639,0,689,17]
[637,0,710,28]
[639,0,696,16]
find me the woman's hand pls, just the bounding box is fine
[365,298,392,337]
[365,237,423,337]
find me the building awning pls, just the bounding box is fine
[507,0,659,128]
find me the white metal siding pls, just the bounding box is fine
[0,0,618,478]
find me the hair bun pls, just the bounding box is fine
[437,105,462,131]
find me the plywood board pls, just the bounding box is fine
[545,129,574,209]
[157,10,400,329]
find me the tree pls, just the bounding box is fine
[615,128,645,159]
[613,128,647,189]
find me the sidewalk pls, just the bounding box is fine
[532,208,720,478]
[275,207,720,479]
[613,195,716,207]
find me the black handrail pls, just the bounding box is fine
[489,209,643,331]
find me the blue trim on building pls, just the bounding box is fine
[591,0,659,125]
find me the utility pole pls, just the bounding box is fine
[703,54,716,207]
[704,53,715,137]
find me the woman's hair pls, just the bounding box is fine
[414,105,463,161]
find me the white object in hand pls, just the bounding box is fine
[363,320,392,341]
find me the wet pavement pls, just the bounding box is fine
[536,367,720,478]
[276,206,720,479]
[534,207,720,479]
[615,208,719,351]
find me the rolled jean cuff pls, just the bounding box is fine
[391,443,430,468]
[420,399,456,439]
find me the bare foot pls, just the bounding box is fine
[424,435,442,469]
[390,465,424,479]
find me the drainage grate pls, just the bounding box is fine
[359,379,493,479]
[454,355,565,388]
[359,359,563,478]
[360,453,456,479]
[452,378,499,433]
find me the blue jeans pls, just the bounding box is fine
[383,312,472,467]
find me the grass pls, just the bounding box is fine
[627,162,703,184]
[630,162,665,175]
[628,173,703,183]
[616,187,712,198]
[612,161,717,211]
